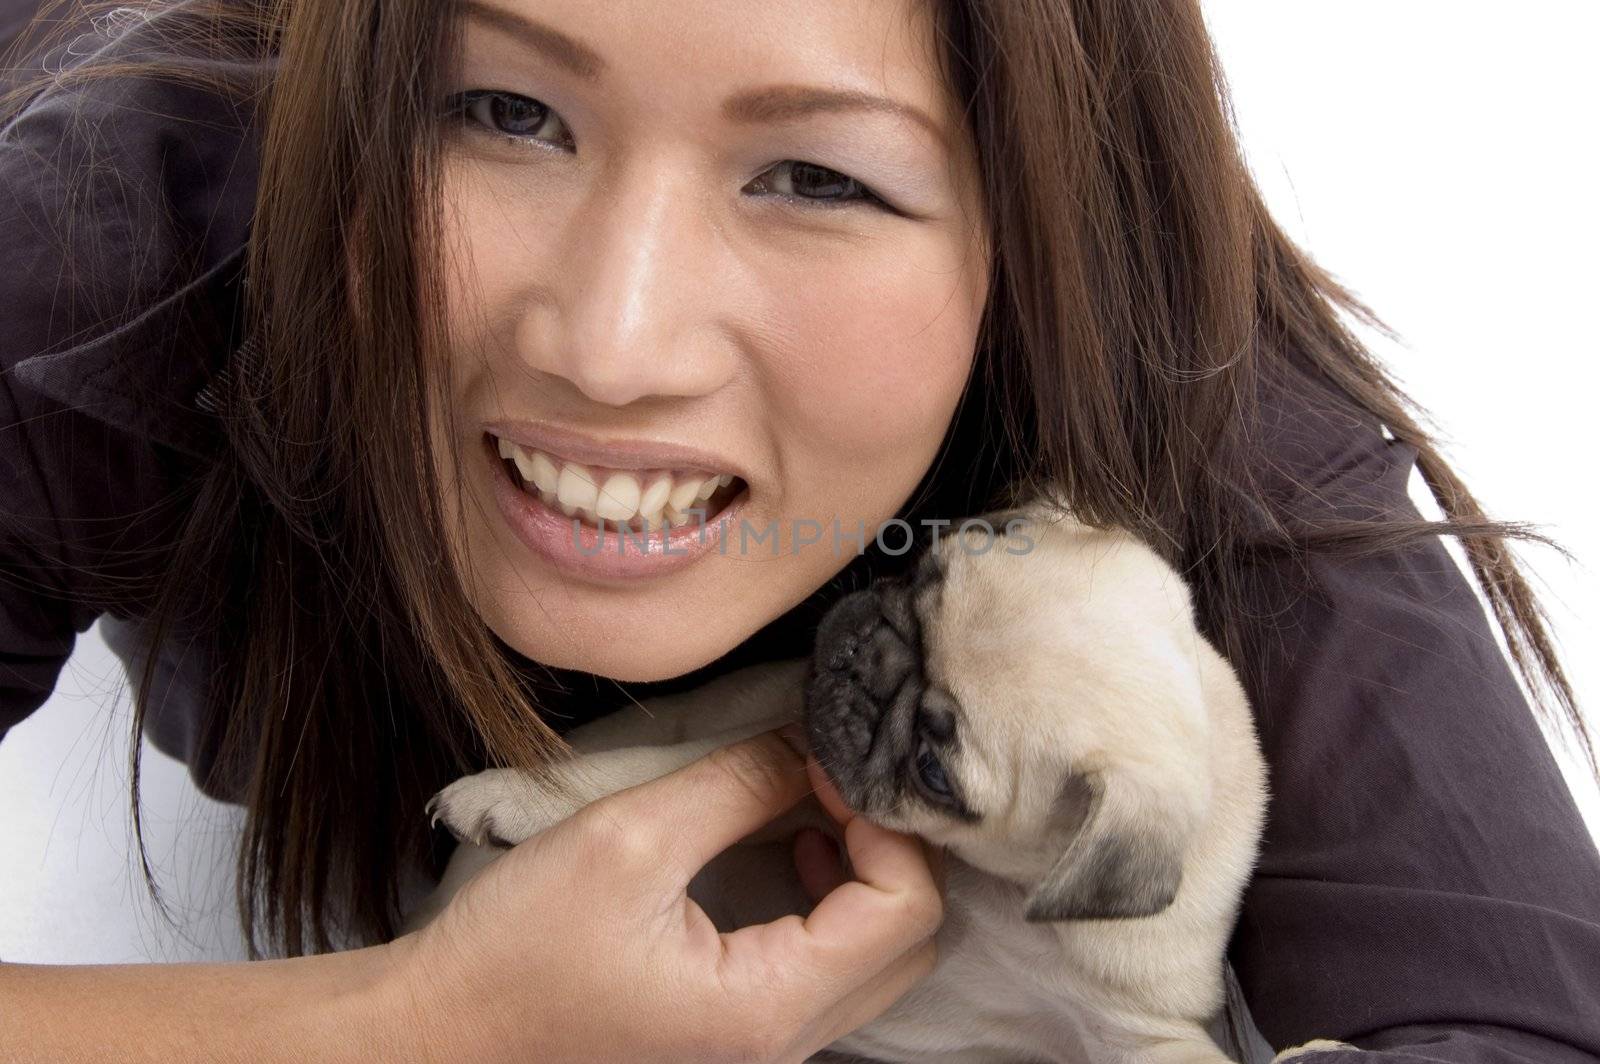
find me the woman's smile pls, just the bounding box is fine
[482,427,752,582]
[486,424,748,531]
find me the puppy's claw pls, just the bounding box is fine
[426,768,572,850]
[424,794,440,829]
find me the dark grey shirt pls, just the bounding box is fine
[3,6,1599,1061]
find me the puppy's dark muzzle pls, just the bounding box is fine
[814,589,879,670]
[805,582,925,811]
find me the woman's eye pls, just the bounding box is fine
[746,160,888,212]
[447,89,572,150]
[915,742,952,799]
[443,91,888,213]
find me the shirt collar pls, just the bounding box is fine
[9,244,247,461]
[3,5,262,463]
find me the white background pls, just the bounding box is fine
[3,1,1598,963]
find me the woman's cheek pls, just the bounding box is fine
[774,255,980,464]
[439,183,520,352]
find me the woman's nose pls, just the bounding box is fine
[528,163,738,408]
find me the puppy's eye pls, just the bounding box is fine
[915,741,952,799]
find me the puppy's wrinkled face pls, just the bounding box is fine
[804,507,1215,907]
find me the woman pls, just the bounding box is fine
[2,0,1598,1061]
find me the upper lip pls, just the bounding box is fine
[485,419,747,480]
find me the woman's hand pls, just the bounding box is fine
[380,728,944,1064]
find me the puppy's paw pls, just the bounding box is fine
[425,768,576,849]
[1272,1041,1358,1062]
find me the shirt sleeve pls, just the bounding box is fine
[1227,375,1600,1061]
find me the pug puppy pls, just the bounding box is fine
[406,502,1352,1063]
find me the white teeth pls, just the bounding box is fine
[529,451,561,494]
[595,473,642,521]
[556,464,599,511]
[667,477,705,512]
[638,475,672,524]
[510,447,538,484]
[495,435,737,526]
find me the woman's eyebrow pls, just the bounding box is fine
[458,0,606,81]
[724,85,949,153]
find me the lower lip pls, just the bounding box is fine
[485,435,745,582]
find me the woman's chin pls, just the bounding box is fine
[490,606,748,684]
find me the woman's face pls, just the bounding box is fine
[431,0,990,681]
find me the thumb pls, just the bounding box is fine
[598,728,812,889]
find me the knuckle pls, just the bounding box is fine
[572,804,656,869]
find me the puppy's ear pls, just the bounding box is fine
[1023,772,1185,922]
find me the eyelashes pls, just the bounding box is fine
[441,88,894,214]
[451,88,572,148]
[746,160,888,213]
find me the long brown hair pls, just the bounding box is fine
[4,0,1590,959]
